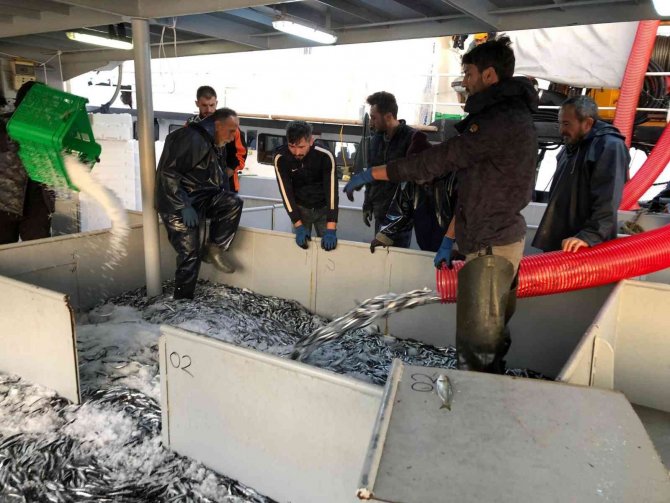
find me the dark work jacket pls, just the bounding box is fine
[379,175,457,252]
[0,115,55,217]
[273,144,338,223]
[377,131,456,251]
[365,120,418,220]
[155,116,227,214]
[532,121,629,252]
[386,78,538,254]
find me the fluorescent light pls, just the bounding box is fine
[66,31,133,50]
[272,18,337,45]
[652,0,670,16]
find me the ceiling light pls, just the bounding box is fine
[272,18,337,45]
[66,31,133,50]
[651,0,670,16]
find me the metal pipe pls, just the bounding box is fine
[131,18,162,298]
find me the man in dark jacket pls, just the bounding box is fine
[156,107,244,300]
[345,36,538,373]
[0,81,55,244]
[363,91,423,248]
[533,96,629,252]
[274,120,338,251]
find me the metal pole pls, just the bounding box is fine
[132,18,162,297]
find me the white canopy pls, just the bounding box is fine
[510,22,639,88]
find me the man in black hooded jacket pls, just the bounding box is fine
[345,36,538,373]
[532,96,629,253]
[156,107,244,300]
[363,91,424,247]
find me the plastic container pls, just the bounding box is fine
[7,84,101,190]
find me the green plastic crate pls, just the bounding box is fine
[7,84,102,190]
[434,112,465,121]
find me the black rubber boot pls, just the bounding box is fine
[203,243,235,273]
[173,284,195,300]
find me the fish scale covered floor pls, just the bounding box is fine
[0,280,545,502]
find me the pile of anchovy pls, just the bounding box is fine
[0,280,545,502]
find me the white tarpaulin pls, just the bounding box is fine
[509,22,639,88]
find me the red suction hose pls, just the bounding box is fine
[620,122,670,209]
[615,20,666,210]
[613,20,660,148]
[436,223,670,302]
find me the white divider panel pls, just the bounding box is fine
[0,223,177,310]
[160,325,382,503]
[559,280,670,412]
[204,228,316,309]
[0,275,79,403]
[557,284,622,386]
[508,285,614,377]
[611,281,670,412]
[359,361,670,502]
[314,239,388,319]
[386,247,456,347]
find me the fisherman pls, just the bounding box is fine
[532,96,629,253]
[273,120,339,251]
[186,86,247,193]
[156,107,244,300]
[344,36,538,373]
[362,91,427,248]
[367,114,460,256]
[0,81,55,244]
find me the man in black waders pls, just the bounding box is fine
[345,36,538,373]
[156,107,244,300]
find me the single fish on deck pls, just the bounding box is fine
[436,374,453,411]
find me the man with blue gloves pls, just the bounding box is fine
[345,37,538,374]
[156,107,244,300]
[274,121,339,251]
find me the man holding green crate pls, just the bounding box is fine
[0,81,55,244]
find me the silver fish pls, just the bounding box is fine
[436,374,453,411]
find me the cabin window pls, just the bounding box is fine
[168,123,183,135]
[133,119,160,141]
[317,140,358,179]
[257,133,286,164]
[245,129,258,150]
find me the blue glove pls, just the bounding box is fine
[295,225,311,249]
[434,236,455,269]
[181,206,199,228]
[344,169,374,202]
[321,229,337,251]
